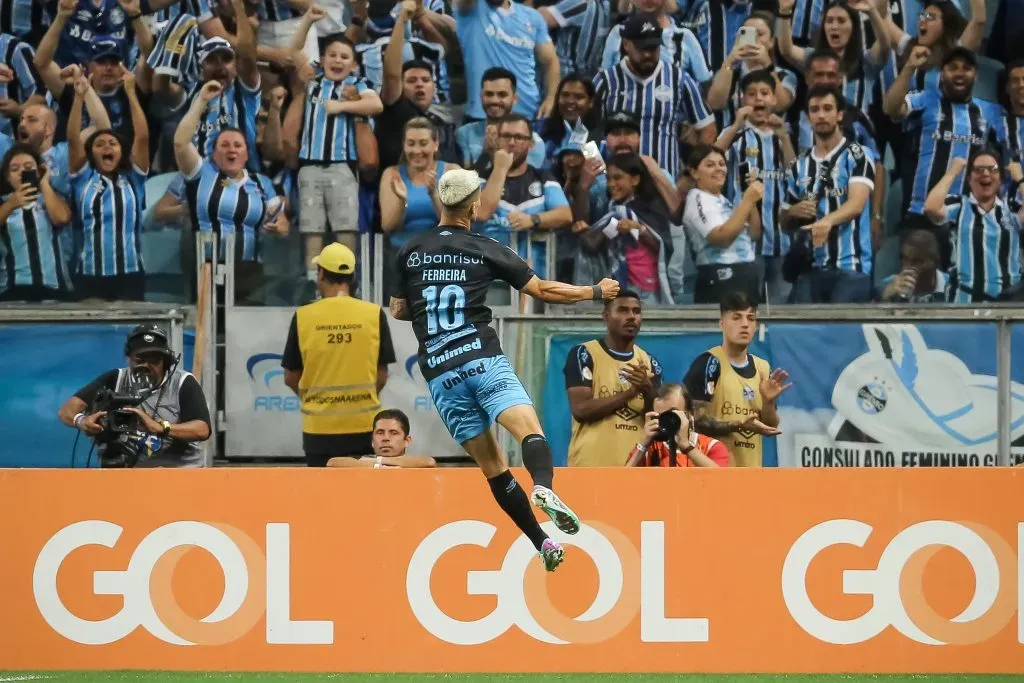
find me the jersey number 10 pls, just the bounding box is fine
[422,285,466,334]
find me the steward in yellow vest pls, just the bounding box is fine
[281,243,396,466]
[564,292,663,467]
[682,292,792,467]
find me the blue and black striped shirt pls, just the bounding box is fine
[0,0,52,39]
[593,59,714,179]
[548,0,609,77]
[299,74,371,164]
[0,33,40,135]
[943,192,1023,302]
[675,0,751,72]
[904,89,996,215]
[185,159,279,263]
[726,124,790,259]
[0,200,72,294]
[70,164,147,277]
[785,138,875,273]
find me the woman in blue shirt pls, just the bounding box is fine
[924,152,1023,302]
[68,70,149,301]
[0,144,74,301]
[379,117,460,248]
[175,80,288,304]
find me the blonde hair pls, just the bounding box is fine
[401,117,439,165]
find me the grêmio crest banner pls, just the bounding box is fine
[770,323,1024,467]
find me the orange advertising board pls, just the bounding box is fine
[0,467,1020,673]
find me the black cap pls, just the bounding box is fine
[605,110,641,133]
[942,46,978,69]
[125,324,172,357]
[621,13,663,49]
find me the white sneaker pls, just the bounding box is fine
[531,485,581,535]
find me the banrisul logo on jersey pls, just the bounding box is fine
[406,252,483,268]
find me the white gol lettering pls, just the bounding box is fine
[406,520,708,645]
[32,521,333,646]
[782,520,1019,645]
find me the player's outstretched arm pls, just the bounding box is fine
[521,276,620,305]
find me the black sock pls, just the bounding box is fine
[487,470,548,551]
[521,434,554,489]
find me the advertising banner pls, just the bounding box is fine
[224,307,304,458]
[224,308,461,460]
[771,323,1024,467]
[0,468,1020,673]
[540,323,1024,467]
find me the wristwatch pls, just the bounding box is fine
[160,420,172,437]
[531,214,541,229]
[681,444,695,455]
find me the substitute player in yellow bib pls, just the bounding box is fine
[682,292,792,467]
[564,291,662,467]
[282,243,396,467]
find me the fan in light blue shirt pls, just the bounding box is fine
[454,0,557,120]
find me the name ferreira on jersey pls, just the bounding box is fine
[423,269,468,282]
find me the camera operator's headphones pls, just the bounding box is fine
[124,325,181,372]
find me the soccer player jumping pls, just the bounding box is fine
[390,164,620,571]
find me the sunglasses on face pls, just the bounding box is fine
[971,165,1000,175]
[919,11,938,21]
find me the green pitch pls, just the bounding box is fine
[4,674,1024,682]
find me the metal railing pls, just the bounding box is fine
[494,305,1024,467]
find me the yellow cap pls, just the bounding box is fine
[312,242,356,275]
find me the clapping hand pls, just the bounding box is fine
[760,368,792,403]
[422,165,437,195]
[622,362,656,400]
[390,174,408,201]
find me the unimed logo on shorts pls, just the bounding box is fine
[32,521,334,646]
[782,520,1024,646]
[405,521,709,645]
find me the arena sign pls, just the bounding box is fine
[0,468,1019,673]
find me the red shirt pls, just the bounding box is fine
[627,433,730,467]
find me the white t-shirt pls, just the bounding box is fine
[683,188,756,266]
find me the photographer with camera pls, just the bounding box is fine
[57,325,211,467]
[626,383,728,468]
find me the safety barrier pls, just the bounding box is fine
[493,306,1024,468]
[0,467,1019,673]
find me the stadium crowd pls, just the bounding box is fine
[0,0,1019,306]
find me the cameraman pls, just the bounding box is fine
[57,325,211,467]
[625,383,730,468]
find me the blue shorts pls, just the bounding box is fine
[427,355,533,444]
